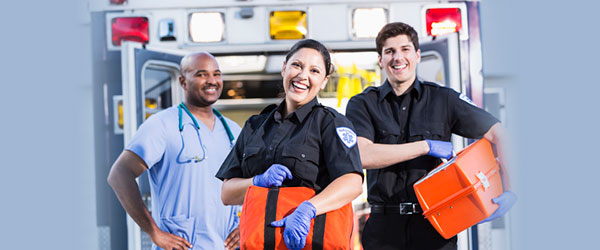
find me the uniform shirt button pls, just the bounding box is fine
[301,153,306,158]
[269,146,273,151]
[242,153,246,157]
[402,106,406,111]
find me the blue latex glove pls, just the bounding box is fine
[480,191,517,223]
[252,164,293,188]
[270,201,316,250]
[426,140,454,160]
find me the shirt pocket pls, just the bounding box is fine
[281,144,320,185]
[408,121,448,141]
[241,146,263,177]
[160,215,197,246]
[374,127,401,144]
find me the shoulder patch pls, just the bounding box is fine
[336,127,357,148]
[459,93,477,107]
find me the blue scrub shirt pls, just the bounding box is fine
[127,106,241,250]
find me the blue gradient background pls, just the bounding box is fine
[481,0,600,249]
[0,0,96,249]
[1,0,597,249]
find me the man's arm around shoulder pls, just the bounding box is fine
[107,150,192,250]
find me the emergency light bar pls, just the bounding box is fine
[111,17,149,46]
[269,11,307,40]
[352,8,387,39]
[425,8,462,37]
[189,12,225,42]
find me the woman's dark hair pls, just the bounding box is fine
[375,22,419,55]
[285,39,334,76]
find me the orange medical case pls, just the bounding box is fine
[240,186,354,250]
[413,139,503,239]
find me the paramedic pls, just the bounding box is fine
[345,22,516,250]
[108,52,241,250]
[216,39,363,250]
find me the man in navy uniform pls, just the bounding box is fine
[346,22,516,250]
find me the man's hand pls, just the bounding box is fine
[149,229,192,250]
[270,201,316,250]
[480,191,517,223]
[252,164,293,188]
[425,140,454,160]
[224,227,240,250]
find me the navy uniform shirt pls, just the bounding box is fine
[346,79,499,204]
[216,97,363,191]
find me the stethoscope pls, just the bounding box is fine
[176,102,235,163]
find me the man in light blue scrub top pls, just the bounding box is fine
[108,52,241,250]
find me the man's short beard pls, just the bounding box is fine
[187,95,218,108]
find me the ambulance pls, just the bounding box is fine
[89,0,510,249]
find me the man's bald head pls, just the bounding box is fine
[179,52,217,75]
[178,52,223,108]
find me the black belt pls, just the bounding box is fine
[371,203,422,215]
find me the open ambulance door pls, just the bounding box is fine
[418,33,462,93]
[419,33,509,250]
[120,41,185,250]
[418,33,466,153]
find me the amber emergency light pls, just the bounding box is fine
[414,139,504,239]
[116,98,157,129]
[269,11,307,40]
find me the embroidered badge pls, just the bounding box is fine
[336,127,357,148]
[459,93,477,107]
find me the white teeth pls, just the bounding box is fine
[392,64,407,70]
[292,82,308,90]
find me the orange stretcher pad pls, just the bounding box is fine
[413,139,504,239]
[240,186,353,250]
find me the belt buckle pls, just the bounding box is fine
[399,202,416,215]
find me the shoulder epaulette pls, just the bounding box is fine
[245,104,277,129]
[421,81,444,88]
[363,86,378,93]
[260,104,278,115]
[313,104,337,118]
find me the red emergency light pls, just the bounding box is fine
[110,0,127,5]
[425,8,462,37]
[111,17,149,46]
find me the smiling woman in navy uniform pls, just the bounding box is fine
[216,39,363,250]
[345,22,516,250]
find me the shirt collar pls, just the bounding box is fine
[378,78,423,102]
[413,78,423,100]
[274,97,318,123]
[377,80,394,102]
